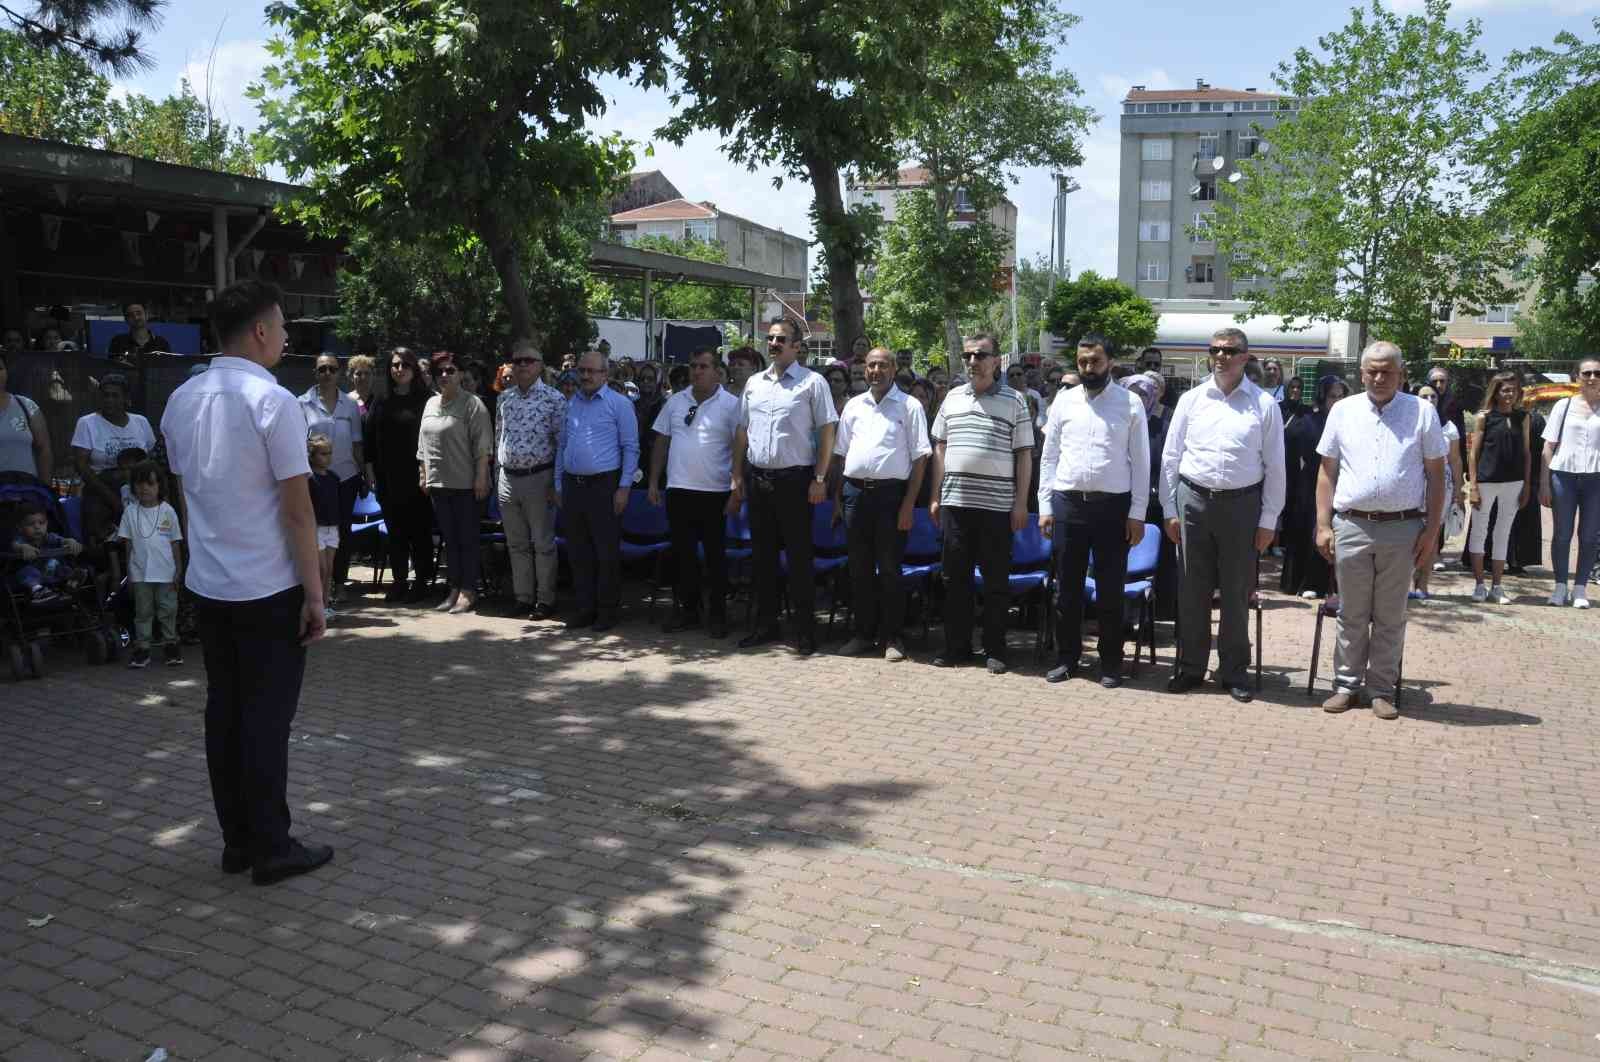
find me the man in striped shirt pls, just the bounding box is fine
[928,333,1034,673]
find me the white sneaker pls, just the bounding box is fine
[1300,590,1318,599]
[1549,586,1569,607]
[1575,592,1591,610]
[1472,583,1489,602]
[1488,586,1508,605]
[1432,560,1447,572]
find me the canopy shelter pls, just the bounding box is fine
[588,240,796,360]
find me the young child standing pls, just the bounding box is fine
[116,461,184,668]
[308,434,342,620]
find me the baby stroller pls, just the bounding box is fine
[0,473,123,680]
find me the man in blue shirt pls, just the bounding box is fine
[557,349,640,631]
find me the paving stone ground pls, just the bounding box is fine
[4,530,1600,1061]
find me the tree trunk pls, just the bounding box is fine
[478,203,535,346]
[929,180,963,365]
[805,154,864,359]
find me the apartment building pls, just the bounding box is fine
[847,166,1019,267]
[608,198,808,288]
[1117,80,1296,300]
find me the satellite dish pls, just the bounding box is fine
[1228,171,1244,184]
[1211,156,1225,172]
[1189,184,1203,197]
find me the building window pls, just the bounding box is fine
[1139,260,1168,282]
[684,219,717,242]
[1192,212,1214,241]
[1197,134,1220,160]
[1189,259,1216,284]
[1479,304,1516,324]
[953,187,974,212]
[1433,302,1454,324]
[1194,180,1216,201]
[1141,179,1171,202]
[1138,220,1171,242]
[1238,136,1259,158]
[1142,138,1172,162]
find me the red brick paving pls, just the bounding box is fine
[3,546,1600,1060]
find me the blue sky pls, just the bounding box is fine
[116,0,1596,281]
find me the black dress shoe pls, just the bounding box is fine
[661,611,700,634]
[221,846,250,874]
[1099,673,1124,689]
[1222,682,1253,703]
[1167,672,1203,693]
[252,840,333,886]
[1046,662,1079,683]
[932,653,973,668]
[529,602,557,621]
[591,610,618,632]
[738,627,781,649]
[565,612,598,630]
[706,616,728,639]
[795,633,815,657]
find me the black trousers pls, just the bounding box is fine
[196,585,308,863]
[384,482,436,588]
[748,469,814,632]
[941,506,1012,661]
[564,470,622,613]
[431,488,481,591]
[667,488,729,618]
[1051,491,1131,675]
[842,479,909,643]
[332,474,360,588]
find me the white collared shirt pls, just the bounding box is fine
[833,385,932,481]
[1159,375,1286,529]
[161,356,311,602]
[1037,382,1150,520]
[739,360,837,469]
[652,386,740,492]
[298,386,363,480]
[1317,390,1446,512]
[1545,396,1600,475]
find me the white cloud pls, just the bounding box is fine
[177,38,271,132]
[1096,67,1174,104]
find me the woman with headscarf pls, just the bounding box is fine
[1278,375,1307,424]
[1280,374,1349,598]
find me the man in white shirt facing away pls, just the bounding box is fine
[649,347,742,639]
[1037,334,1149,688]
[161,280,332,887]
[1315,341,1446,720]
[1160,327,1286,702]
[832,346,931,663]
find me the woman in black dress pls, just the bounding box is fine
[364,347,437,602]
[1280,375,1348,598]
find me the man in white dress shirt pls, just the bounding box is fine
[648,347,741,639]
[730,317,837,656]
[161,280,333,886]
[1038,334,1149,688]
[1315,341,1446,719]
[832,347,931,662]
[1160,327,1286,702]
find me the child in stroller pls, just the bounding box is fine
[9,498,87,605]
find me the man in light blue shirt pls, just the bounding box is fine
[557,349,640,631]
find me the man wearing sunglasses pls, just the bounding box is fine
[730,316,837,656]
[557,349,640,631]
[648,347,741,638]
[1159,327,1286,702]
[495,341,565,621]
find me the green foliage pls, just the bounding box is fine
[868,190,1010,353]
[1493,19,1600,349]
[967,253,1057,354]
[1043,271,1157,355]
[103,78,263,176]
[1211,0,1520,358]
[1513,293,1600,361]
[1,0,163,76]
[251,0,676,341]
[588,236,750,322]
[0,29,111,141]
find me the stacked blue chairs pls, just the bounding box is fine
[619,489,672,619]
[898,508,943,644]
[349,489,386,586]
[1084,523,1161,674]
[972,523,1054,660]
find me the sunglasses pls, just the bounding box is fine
[961,350,994,361]
[437,366,458,376]
[1208,345,1245,356]
[685,405,699,426]
[766,335,791,345]
[391,362,411,371]
[315,366,339,375]
[1582,370,1600,379]
[512,357,540,366]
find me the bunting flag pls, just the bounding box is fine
[121,231,143,266]
[182,241,201,274]
[290,255,306,279]
[197,230,212,252]
[40,214,61,251]
[145,210,161,233]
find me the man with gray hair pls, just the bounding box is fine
[496,340,565,620]
[1313,341,1446,719]
[1160,327,1285,702]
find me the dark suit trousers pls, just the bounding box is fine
[941,506,1012,661]
[1051,491,1131,675]
[564,470,622,614]
[748,470,814,632]
[842,480,909,642]
[196,586,308,862]
[667,488,730,618]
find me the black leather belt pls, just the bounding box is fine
[750,465,811,481]
[564,469,619,487]
[1338,508,1424,522]
[1053,489,1126,503]
[1180,475,1261,500]
[504,460,554,478]
[845,477,907,490]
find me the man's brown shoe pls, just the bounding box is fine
[1370,697,1398,720]
[1322,691,1357,713]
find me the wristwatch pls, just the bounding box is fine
[813,473,825,484]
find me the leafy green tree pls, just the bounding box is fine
[1513,293,1599,361]
[251,0,675,344]
[868,190,1010,354]
[1210,0,1519,358]
[103,78,262,177]
[1493,20,1600,349]
[0,29,111,141]
[1043,270,1157,355]
[665,0,1065,359]
[2,0,162,75]
[967,253,1057,355]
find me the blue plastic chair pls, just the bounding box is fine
[898,508,943,644]
[58,495,83,541]
[1085,523,1162,674]
[778,501,850,633]
[620,489,672,618]
[348,489,387,586]
[971,523,1055,659]
[698,501,754,624]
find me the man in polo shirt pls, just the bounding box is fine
[730,316,837,657]
[497,340,565,621]
[833,346,931,662]
[1160,327,1286,702]
[929,332,1034,674]
[648,347,741,638]
[1038,333,1149,688]
[160,279,332,886]
[557,349,639,632]
[1315,341,1446,720]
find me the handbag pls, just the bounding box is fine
[1445,500,1466,539]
